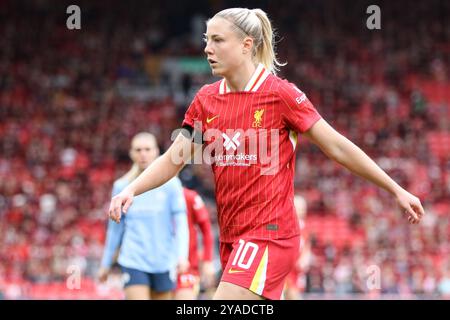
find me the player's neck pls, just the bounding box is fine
[225,62,257,92]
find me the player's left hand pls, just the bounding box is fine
[395,189,425,224]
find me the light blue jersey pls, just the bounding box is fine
[101,176,188,273]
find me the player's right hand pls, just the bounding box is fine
[108,188,134,223]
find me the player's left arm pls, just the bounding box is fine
[302,118,425,224]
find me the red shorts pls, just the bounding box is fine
[176,270,200,290]
[220,235,300,300]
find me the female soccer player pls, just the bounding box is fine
[108,8,425,300]
[99,132,189,300]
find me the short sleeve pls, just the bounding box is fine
[278,82,322,133]
[182,93,204,133]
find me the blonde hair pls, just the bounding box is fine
[122,132,158,182]
[212,8,286,74]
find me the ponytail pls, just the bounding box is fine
[252,9,286,74]
[123,163,140,183]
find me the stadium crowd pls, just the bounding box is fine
[0,0,449,299]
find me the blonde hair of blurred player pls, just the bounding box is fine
[124,132,160,182]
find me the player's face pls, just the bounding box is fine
[129,137,159,170]
[204,17,251,77]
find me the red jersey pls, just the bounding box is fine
[182,63,321,243]
[183,187,213,270]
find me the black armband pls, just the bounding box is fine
[181,125,204,144]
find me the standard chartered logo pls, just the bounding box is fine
[222,132,241,151]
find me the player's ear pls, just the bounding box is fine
[242,36,254,54]
[129,150,134,161]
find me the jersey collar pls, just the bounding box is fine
[219,63,270,94]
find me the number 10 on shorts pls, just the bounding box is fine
[231,239,259,269]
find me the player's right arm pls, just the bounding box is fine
[109,132,201,223]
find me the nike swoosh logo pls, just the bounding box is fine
[206,115,219,123]
[228,268,245,274]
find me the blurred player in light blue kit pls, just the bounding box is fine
[98,132,189,300]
